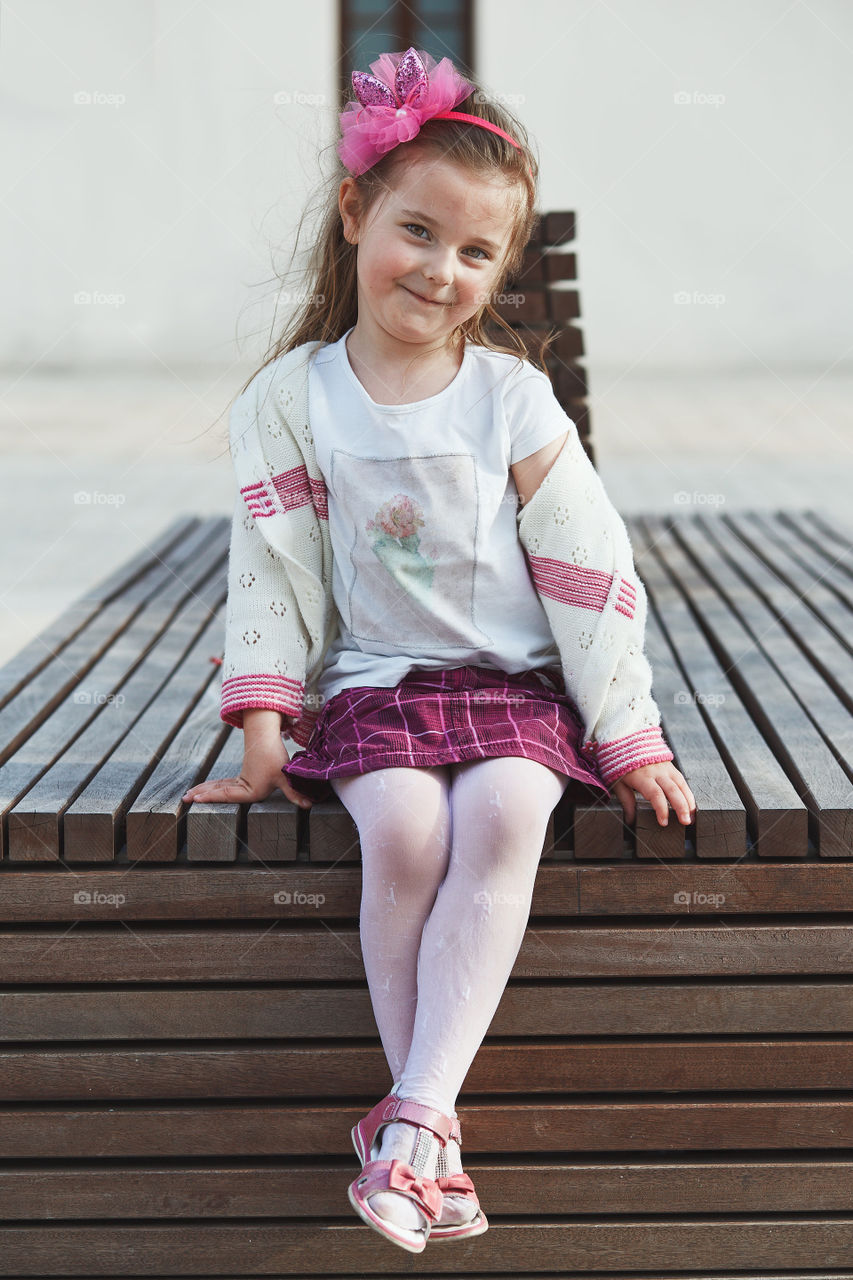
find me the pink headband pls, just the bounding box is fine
[338,47,529,178]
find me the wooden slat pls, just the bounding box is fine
[0,518,226,858]
[302,800,361,862]
[6,532,228,862]
[550,361,588,400]
[1,919,852,982]
[555,792,630,861]
[656,514,852,855]
[542,249,577,282]
[795,507,853,571]
[0,865,576,920]
[2,1218,853,1273]
[0,515,198,710]
[727,510,853,625]
[123,613,232,862]
[529,210,575,244]
[628,517,746,857]
[2,1039,851,1100]
[3,981,853,1040]
[184,727,245,862]
[2,861,853,920]
[0,1274,843,1280]
[3,1097,853,1159]
[774,509,853,586]
[0,1157,851,1218]
[761,509,853,610]
[634,516,808,855]
[700,514,853,723]
[493,289,546,324]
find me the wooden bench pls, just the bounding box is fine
[1,211,852,1278]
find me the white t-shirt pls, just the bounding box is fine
[308,327,574,706]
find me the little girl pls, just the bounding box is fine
[183,47,696,1254]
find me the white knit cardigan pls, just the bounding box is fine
[220,341,674,787]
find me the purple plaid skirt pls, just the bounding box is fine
[281,663,610,803]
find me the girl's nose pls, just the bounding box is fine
[424,249,454,286]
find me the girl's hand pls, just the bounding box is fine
[611,762,696,828]
[182,736,314,809]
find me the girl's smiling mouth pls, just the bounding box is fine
[402,285,446,306]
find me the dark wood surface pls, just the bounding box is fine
[0,520,850,1278]
[2,507,848,868]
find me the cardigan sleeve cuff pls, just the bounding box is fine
[220,674,304,730]
[584,726,675,787]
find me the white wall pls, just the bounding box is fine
[479,0,853,373]
[1,0,338,370]
[2,0,851,372]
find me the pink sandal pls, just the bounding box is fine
[430,1114,490,1241]
[348,1093,452,1253]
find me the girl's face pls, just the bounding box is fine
[339,151,520,351]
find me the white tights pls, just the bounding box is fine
[330,755,569,1116]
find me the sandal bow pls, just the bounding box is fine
[386,1159,444,1218]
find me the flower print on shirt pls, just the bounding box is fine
[366,493,436,608]
[330,450,493,649]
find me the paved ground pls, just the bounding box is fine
[1,364,850,668]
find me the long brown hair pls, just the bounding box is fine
[236,78,556,399]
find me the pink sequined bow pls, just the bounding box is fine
[338,47,522,176]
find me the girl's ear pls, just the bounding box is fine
[339,177,361,245]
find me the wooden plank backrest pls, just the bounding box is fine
[489,208,594,466]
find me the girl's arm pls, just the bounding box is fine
[219,491,308,731]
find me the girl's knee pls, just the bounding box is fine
[449,757,567,864]
[334,766,453,871]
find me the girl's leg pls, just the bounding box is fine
[397,755,569,1225]
[397,754,568,1111]
[330,764,454,1234]
[329,765,453,1079]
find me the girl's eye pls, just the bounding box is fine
[403,224,489,261]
